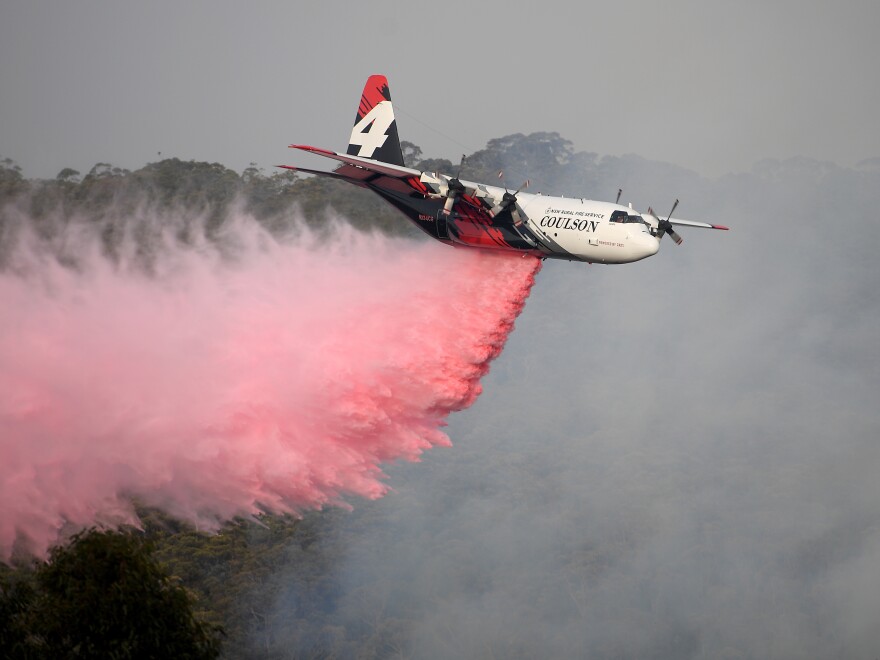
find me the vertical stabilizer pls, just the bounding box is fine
[346,75,405,166]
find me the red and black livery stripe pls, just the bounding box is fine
[355,75,392,121]
[347,74,405,167]
[445,198,533,250]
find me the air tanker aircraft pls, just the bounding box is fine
[282,75,728,264]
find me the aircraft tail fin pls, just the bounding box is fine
[346,75,405,167]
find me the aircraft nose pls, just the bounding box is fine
[636,233,660,259]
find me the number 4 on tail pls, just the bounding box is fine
[348,102,394,158]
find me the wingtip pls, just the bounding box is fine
[288,144,335,156]
[713,224,730,231]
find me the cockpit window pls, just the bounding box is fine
[610,210,647,225]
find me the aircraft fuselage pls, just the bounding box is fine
[373,179,661,264]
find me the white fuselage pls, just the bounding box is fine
[479,186,661,264]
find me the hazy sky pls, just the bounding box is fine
[2,1,879,180]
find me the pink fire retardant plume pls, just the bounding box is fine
[0,218,541,558]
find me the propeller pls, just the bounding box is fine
[616,188,622,204]
[441,154,467,215]
[650,199,683,245]
[490,178,530,226]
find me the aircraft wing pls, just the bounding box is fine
[662,216,729,230]
[276,164,366,183]
[288,145,422,180]
[285,144,495,211]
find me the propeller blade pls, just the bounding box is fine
[489,172,530,217]
[644,201,684,245]
[439,157,468,215]
[511,205,523,227]
[665,199,681,245]
[655,219,683,246]
[644,206,663,240]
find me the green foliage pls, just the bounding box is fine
[458,131,574,192]
[48,529,222,658]
[0,529,222,659]
[414,132,604,199]
[0,157,30,198]
[0,155,424,258]
[141,509,302,658]
[99,508,362,659]
[129,159,238,229]
[414,157,454,177]
[0,563,39,658]
[399,141,423,168]
[55,168,81,183]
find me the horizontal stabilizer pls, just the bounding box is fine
[275,164,361,182]
[289,144,421,180]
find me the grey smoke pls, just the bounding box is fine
[261,155,880,659]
